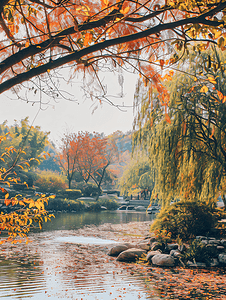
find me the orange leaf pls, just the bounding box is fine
[0,187,8,194]
[83,32,92,47]
[5,199,11,206]
[210,127,215,139]
[165,113,171,124]
[120,6,130,14]
[217,90,224,101]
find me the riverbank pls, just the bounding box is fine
[74,221,226,299]
[1,220,226,299]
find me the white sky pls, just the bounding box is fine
[0,71,137,144]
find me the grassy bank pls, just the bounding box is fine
[45,196,119,212]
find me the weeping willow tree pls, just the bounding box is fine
[118,152,154,198]
[134,48,226,207]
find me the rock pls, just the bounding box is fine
[210,258,219,267]
[208,239,220,245]
[152,254,175,267]
[217,246,225,253]
[166,243,179,251]
[101,206,107,210]
[136,242,151,251]
[170,250,182,258]
[116,248,146,262]
[205,244,218,258]
[146,251,162,262]
[220,239,226,247]
[150,241,164,251]
[218,253,226,264]
[196,236,207,240]
[200,240,208,245]
[108,243,134,256]
[135,206,146,211]
[136,238,153,251]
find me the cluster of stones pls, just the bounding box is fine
[108,236,226,268]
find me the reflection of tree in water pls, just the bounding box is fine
[0,242,46,298]
[41,211,153,231]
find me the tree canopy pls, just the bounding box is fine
[0,132,54,244]
[0,118,49,185]
[119,151,154,197]
[57,131,118,196]
[1,0,226,104]
[135,48,226,207]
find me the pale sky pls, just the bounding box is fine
[0,71,137,143]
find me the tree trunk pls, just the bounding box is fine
[68,177,71,189]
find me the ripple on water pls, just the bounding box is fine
[0,231,159,300]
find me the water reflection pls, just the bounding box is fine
[0,247,46,299]
[0,211,158,299]
[41,211,154,231]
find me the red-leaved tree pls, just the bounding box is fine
[58,131,118,198]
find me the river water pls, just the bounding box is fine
[0,211,159,300]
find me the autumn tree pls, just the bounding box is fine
[135,48,226,207]
[0,133,54,244]
[0,0,226,107]
[0,117,49,185]
[58,131,118,197]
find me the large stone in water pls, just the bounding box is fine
[116,248,146,262]
[151,254,175,267]
[136,239,153,251]
[146,250,162,262]
[108,243,134,257]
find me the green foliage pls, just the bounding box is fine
[73,182,100,197]
[34,170,67,193]
[0,133,54,243]
[184,239,213,266]
[154,229,172,245]
[61,189,82,199]
[46,198,86,212]
[88,202,101,211]
[134,48,226,207]
[119,152,154,196]
[150,200,225,241]
[38,143,61,173]
[97,197,119,210]
[0,118,49,171]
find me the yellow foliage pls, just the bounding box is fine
[0,133,54,244]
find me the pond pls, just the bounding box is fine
[0,211,159,300]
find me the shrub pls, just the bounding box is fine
[89,202,101,211]
[34,170,67,193]
[59,189,82,199]
[184,239,213,266]
[46,198,86,211]
[150,200,225,241]
[73,182,100,197]
[97,197,119,210]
